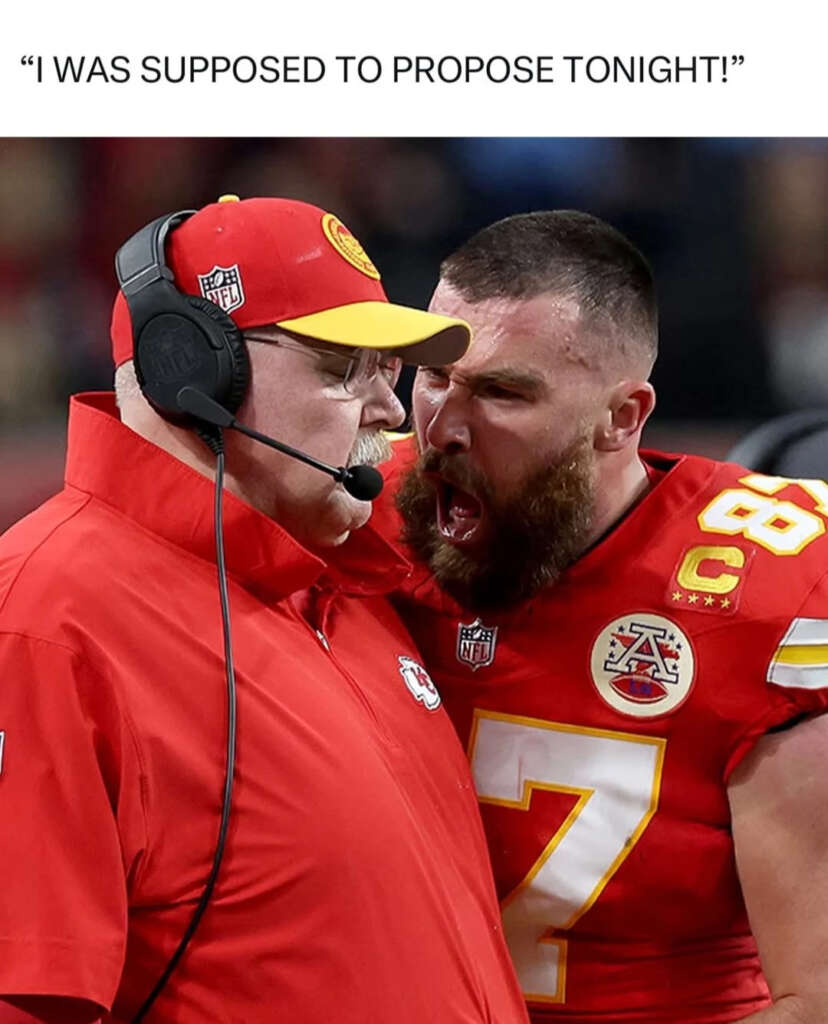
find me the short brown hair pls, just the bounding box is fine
[440,210,658,364]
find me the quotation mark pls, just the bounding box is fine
[20,54,42,82]
[722,55,745,83]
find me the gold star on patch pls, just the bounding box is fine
[672,591,683,601]
[687,594,698,604]
[721,597,731,608]
[704,595,715,606]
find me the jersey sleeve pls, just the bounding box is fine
[0,633,134,1009]
[765,611,828,702]
[726,575,828,779]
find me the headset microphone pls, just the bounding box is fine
[337,463,385,502]
[176,387,384,501]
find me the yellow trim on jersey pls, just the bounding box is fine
[468,707,668,749]
[772,644,828,666]
[768,619,828,689]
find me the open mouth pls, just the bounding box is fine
[435,479,485,545]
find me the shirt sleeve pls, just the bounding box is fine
[725,575,828,779]
[0,632,132,1010]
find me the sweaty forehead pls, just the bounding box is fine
[428,283,589,372]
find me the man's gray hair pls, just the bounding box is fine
[114,360,143,409]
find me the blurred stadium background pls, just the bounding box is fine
[1,137,826,531]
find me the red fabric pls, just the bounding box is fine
[0,396,527,1024]
[110,197,387,365]
[380,436,828,1023]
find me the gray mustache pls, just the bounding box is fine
[347,430,392,468]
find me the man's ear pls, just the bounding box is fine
[594,380,656,452]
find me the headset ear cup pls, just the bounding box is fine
[184,295,250,414]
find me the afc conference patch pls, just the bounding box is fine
[456,618,498,671]
[197,264,245,314]
[590,613,696,718]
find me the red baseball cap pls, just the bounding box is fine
[111,195,471,368]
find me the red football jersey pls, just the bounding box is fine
[379,438,828,1023]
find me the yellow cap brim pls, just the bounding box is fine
[277,301,471,365]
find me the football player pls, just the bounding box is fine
[377,211,828,1023]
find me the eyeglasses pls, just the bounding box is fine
[244,332,403,397]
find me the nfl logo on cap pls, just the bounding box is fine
[197,264,245,315]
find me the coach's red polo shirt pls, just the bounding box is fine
[0,394,527,1024]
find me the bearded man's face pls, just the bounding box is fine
[398,286,610,611]
[396,434,596,612]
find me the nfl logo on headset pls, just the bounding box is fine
[197,264,245,314]
[456,618,498,670]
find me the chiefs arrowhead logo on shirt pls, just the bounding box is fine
[398,656,442,710]
[590,613,696,718]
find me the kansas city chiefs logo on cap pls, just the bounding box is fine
[321,213,381,281]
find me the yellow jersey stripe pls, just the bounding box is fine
[771,644,828,667]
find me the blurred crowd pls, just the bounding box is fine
[1,137,826,528]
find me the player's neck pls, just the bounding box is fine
[587,453,652,549]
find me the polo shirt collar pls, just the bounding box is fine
[64,393,411,602]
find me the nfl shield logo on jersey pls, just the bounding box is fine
[590,613,696,718]
[456,618,498,671]
[398,656,442,710]
[197,264,246,314]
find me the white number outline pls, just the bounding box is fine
[740,474,828,515]
[469,710,666,1004]
[697,475,828,556]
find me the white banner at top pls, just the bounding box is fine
[0,0,824,137]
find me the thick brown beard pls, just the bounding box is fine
[396,436,596,613]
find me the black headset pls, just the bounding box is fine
[115,209,250,423]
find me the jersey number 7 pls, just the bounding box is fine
[468,710,666,1003]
